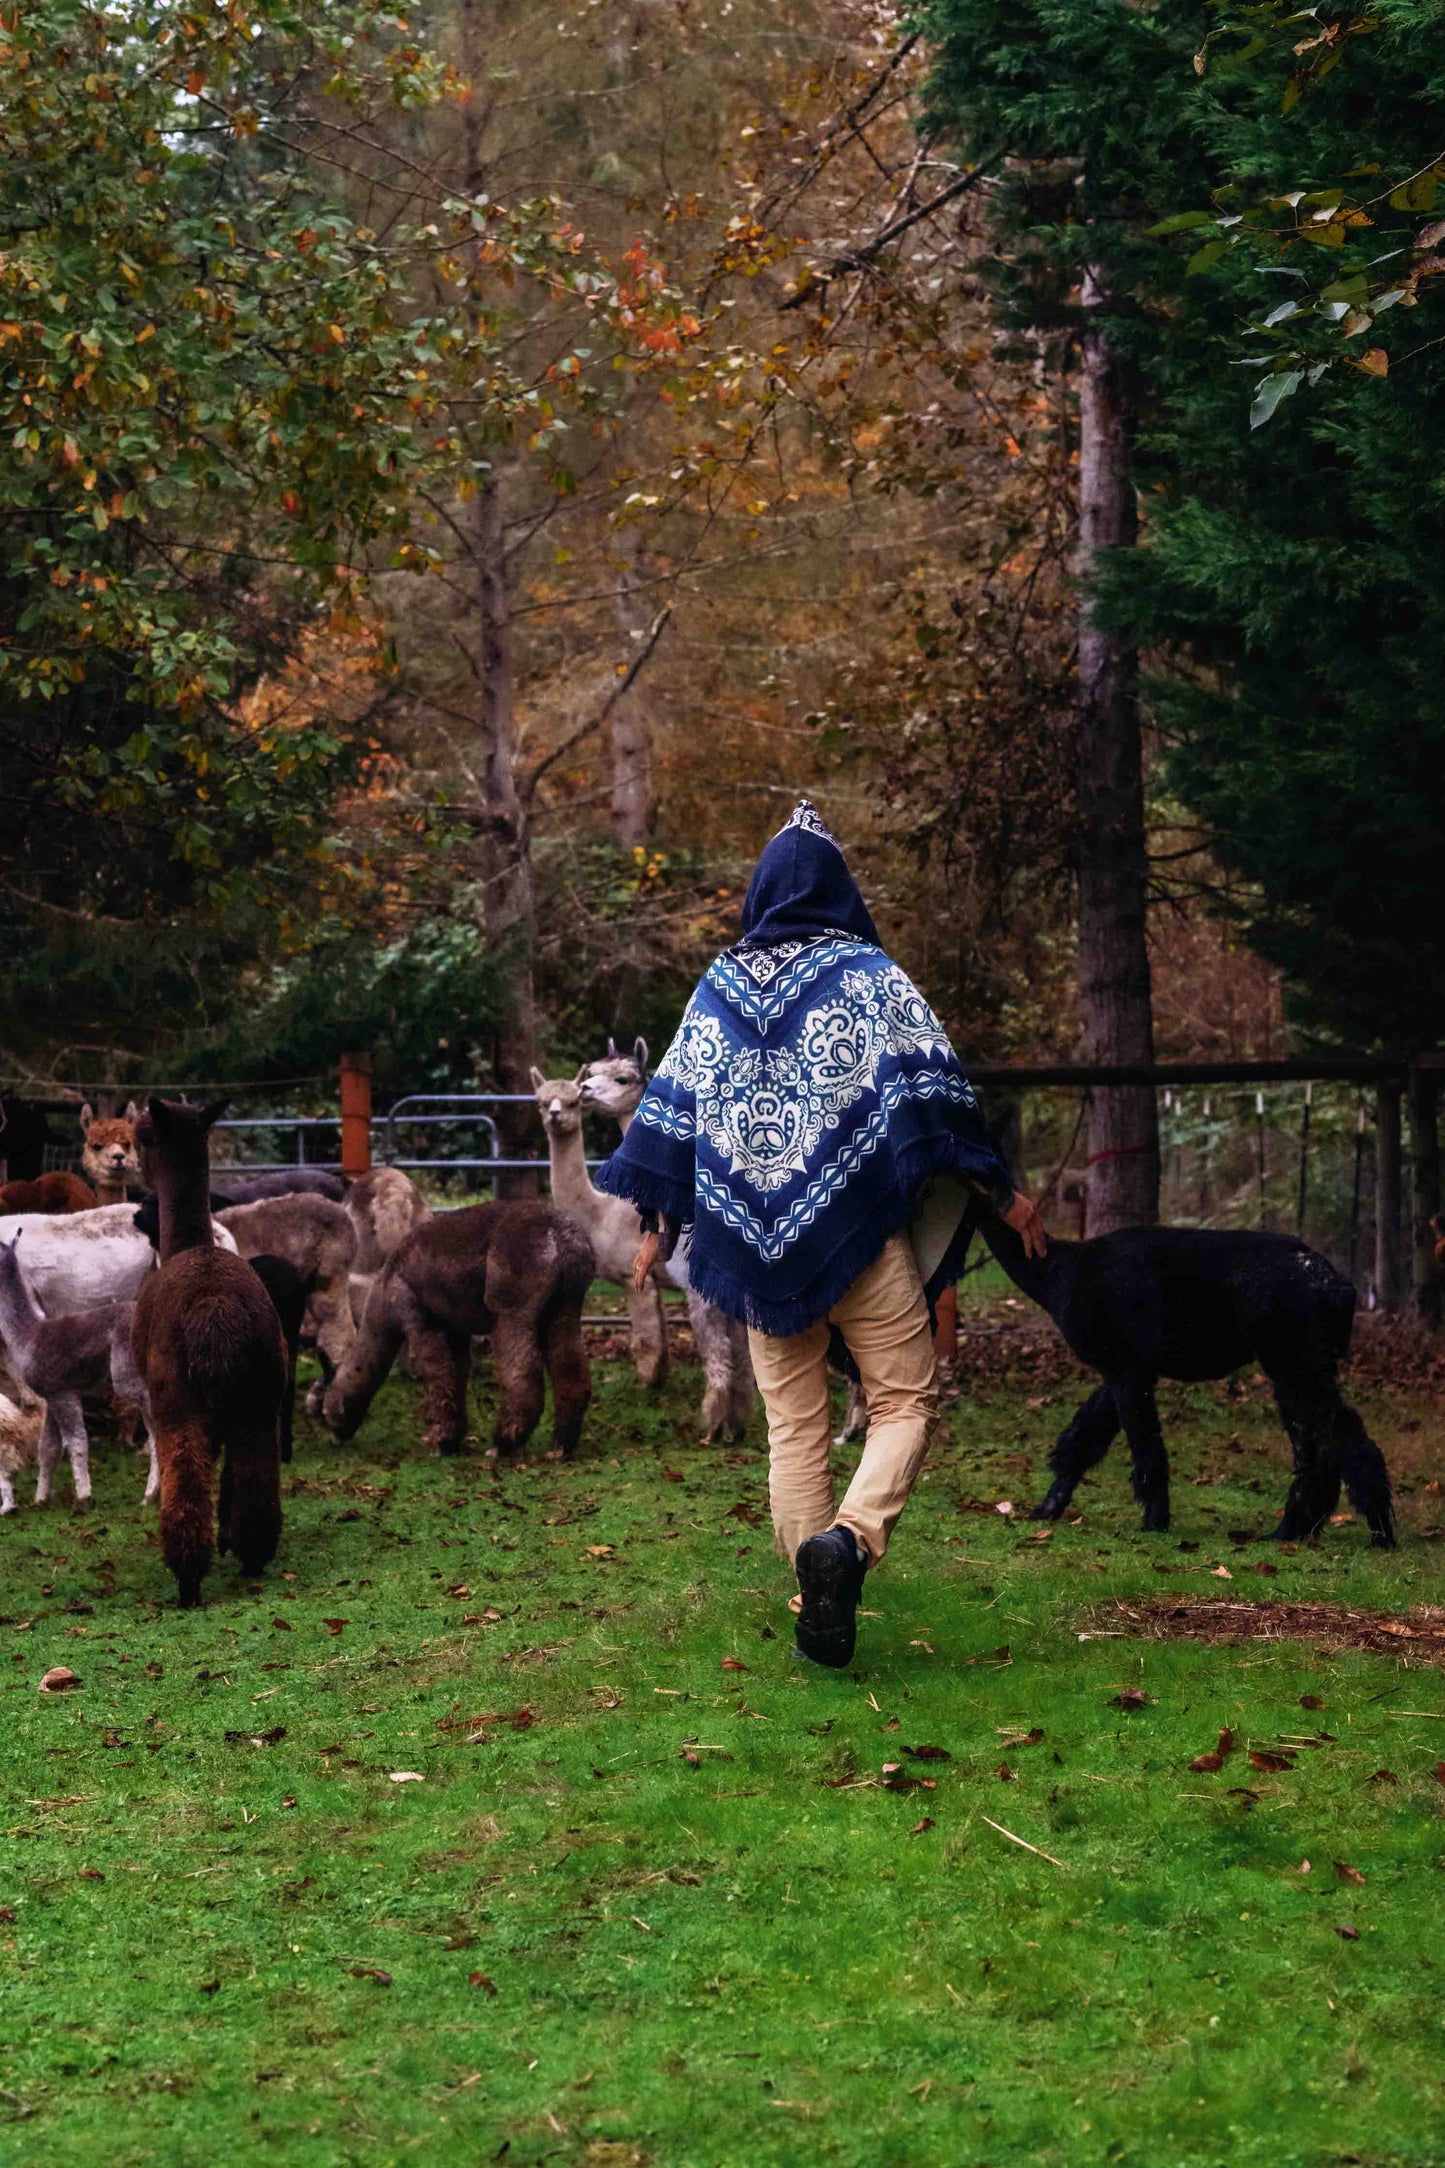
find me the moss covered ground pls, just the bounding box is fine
[3,1294,1444,2167]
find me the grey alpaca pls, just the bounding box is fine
[0,1233,154,1508]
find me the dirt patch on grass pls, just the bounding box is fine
[1098,1595,1445,1665]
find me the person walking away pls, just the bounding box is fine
[595,800,1046,1666]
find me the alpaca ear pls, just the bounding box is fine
[198,1099,229,1131]
[124,1100,139,1125]
[80,1103,95,1137]
[634,1037,649,1072]
[607,1038,619,1059]
[573,1064,590,1087]
[528,1067,547,1093]
[145,1095,170,1129]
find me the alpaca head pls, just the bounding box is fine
[134,1097,229,1188]
[530,1068,588,1141]
[580,1038,648,1123]
[79,1101,142,1191]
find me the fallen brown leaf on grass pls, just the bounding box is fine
[584,1545,614,1559]
[1299,1694,1325,1710]
[1190,1729,1236,1774]
[197,1979,220,1995]
[998,1728,1044,1749]
[1334,1860,1367,1885]
[270,1616,291,1632]
[996,1762,1018,1782]
[321,1618,347,1635]
[1249,1750,1296,1773]
[1335,1925,1360,1941]
[1367,1769,1399,1785]
[1433,1762,1445,1788]
[905,1744,952,1762]
[350,1965,392,1984]
[37,1666,79,1693]
[468,1971,498,1993]
[1108,1687,1153,1711]
[911,1817,935,1834]
[78,1867,104,1881]
[720,1656,747,1672]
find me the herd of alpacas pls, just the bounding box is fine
[0,1044,1397,1608]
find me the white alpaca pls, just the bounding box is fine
[581,1043,755,1440]
[0,1234,155,1507]
[0,1390,44,1515]
[531,1068,670,1391]
[0,1202,236,1314]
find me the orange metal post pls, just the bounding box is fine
[340,1052,372,1178]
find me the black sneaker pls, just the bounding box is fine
[794,1526,866,1668]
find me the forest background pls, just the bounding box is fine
[2,0,1443,1231]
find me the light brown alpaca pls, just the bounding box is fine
[580,1047,755,1440]
[131,1099,286,1607]
[216,1194,357,1413]
[343,1166,431,1324]
[80,1102,141,1204]
[324,1203,593,1461]
[531,1069,669,1390]
[0,1389,45,1515]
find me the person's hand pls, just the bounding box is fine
[1002,1189,1048,1259]
[632,1229,660,1292]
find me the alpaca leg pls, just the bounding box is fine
[726,1318,755,1437]
[490,1314,548,1459]
[408,1323,468,1456]
[157,1416,217,1608]
[1031,1384,1121,1519]
[686,1289,732,1441]
[306,1274,356,1415]
[541,1300,591,1462]
[223,1428,282,1577]
[34,1405,63,1506]
[1331,1393,1396,1548]
[625,1282,669,1391]
[1111,1374,1171,1532]
[144,1426,159,1504]
[55,1394,92,1507]
[835,1379,868,1447]
[0,1468,13,1515]
[1268,1369,1364,1543]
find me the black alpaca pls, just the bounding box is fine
[979,1215,1395,1547]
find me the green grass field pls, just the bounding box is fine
[3,1306,1445,2168]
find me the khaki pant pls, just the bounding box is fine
[748,1233,939,1568]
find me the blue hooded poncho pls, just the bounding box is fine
[593,800,1014,1336]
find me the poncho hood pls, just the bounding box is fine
[593,805,1012,1334]
[739,800,881,948]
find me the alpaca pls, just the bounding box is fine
[215,1194,356,1413]
[532,1069,669,1391]
[80,1102,141,1204]
[343,1165,430,1324]
[979,1211,1395,1546]
[248,1254,313,1465]
[323,1203,593,1461]
[0,1201,237,1317]
[0,1389,44,1515]
[580,1049,755,1439]
[131,1099,286,1606]
[211,1167,348,1206]
[0,1097,57,1183]
[0,1171,98,1215]
[0,1234,152,1507]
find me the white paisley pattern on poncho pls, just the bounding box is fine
[593,934,1013,1336]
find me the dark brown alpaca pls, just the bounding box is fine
[131,1099,286,1607]
[323,1203,594,1461]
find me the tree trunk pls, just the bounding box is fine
[1409,1062,1440,1324]
[609,529,655,850]
[1375,1080,1404,1310]
[1075,270,1158,1236]
[458,0,537,1195]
